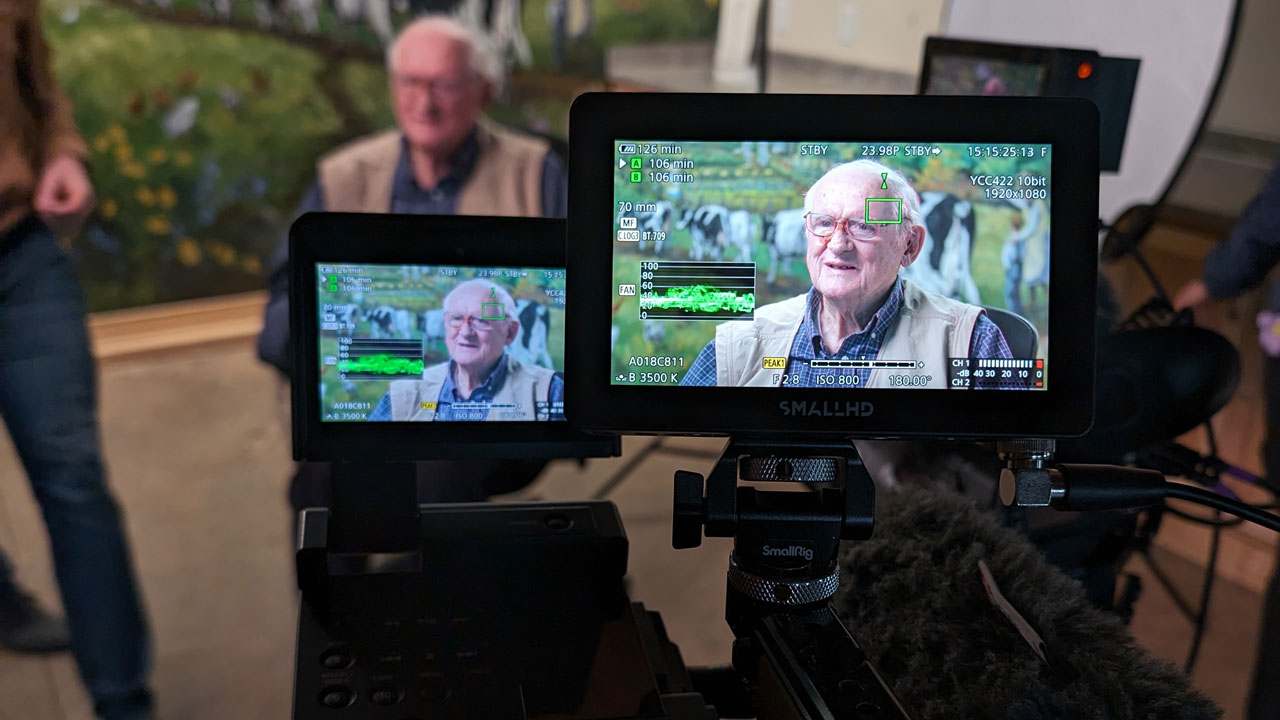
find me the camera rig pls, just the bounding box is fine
[285,94,1280,719]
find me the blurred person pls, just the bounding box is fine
[257,14,565,507]
[1002,195,1049,315]
[369,280,562,421]
[682,160,1012,388]
[1173,157,1280,720]
[0,3,153,719]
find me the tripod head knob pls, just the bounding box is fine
[673,470,706,549]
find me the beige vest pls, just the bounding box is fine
[715,278,983,388]
[316,117,548,216]
[387,355,556,421]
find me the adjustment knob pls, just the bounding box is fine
[673,471,705,549]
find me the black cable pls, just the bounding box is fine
[1163,483,1280,532]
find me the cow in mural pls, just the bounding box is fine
[899,191,982,306]
[677,205,755,262]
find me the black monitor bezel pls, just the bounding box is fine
[290,212,619,461]
[566,92,1098,439]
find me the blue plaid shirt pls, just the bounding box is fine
[681,279,1014,387]
[367,353,565,421]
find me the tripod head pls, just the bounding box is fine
[673,438,911,719]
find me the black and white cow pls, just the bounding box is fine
[332,303,362,334]
[676,205,755,262]
[365,305,415,339]
[676,205,724,260]
[900,192,981,305]
[618,200,676,254]
[507,299,553,368]
[762,207,806,284]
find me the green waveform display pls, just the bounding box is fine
[339,354,424,376]
[644,284,756,314]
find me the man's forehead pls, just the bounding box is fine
[808,175,880,213]
[809,170,881,207]
[447,284,491,306]
[396,31,471,71]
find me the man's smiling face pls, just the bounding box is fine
[804,165,920,306]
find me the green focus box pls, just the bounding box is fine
[865,198,903,224]
[630,157,643,169]
[481,302,505,320]
[629,171,642,183]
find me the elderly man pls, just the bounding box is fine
[258,15,564,509]
[259,13,565,375]
[368,280,562,421]
[682,159,1012,388]
[0,2,153,718]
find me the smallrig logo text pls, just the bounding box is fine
[762,545,814,561]
[779,401,874,417]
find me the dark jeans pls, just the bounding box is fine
[0,217,153,720]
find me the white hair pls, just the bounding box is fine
[443,278,518,323]
[804,159,922,230]
[386,14,503,91]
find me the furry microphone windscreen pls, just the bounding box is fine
[832,487,1221,720]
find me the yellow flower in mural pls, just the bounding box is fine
[157,186,177,209]
[100,198,117,219]
[174,151,193,167]
[145,216,172,235]
[209,241,237,266]
[176,237,201,267]
[93,135,111,153]
[148,148,168,164]
[106,124,127,144]
[122,162,146,179]
[240,254,261,274]
[135,186,155,206]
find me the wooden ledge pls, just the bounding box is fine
[89,291,267,363]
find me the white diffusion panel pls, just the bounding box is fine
[943,0,1237,221]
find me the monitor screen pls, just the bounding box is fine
[924,56,1046,96]
[610,141,1051,392]
[315,262,567,423]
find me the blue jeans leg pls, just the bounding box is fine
[0,219,153,720]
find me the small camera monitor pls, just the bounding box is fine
[290,213,619,461]
[567,93,1099,439]
[919,36,1139,172]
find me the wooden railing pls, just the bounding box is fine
[88,291,267,363]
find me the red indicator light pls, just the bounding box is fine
[1035,359,1044,368]
[1035,382,1043,387]
[1077,62,1093,79]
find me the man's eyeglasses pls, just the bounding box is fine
[444,312,503,331]
[392,74,466,100]
[804,212,883,242]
